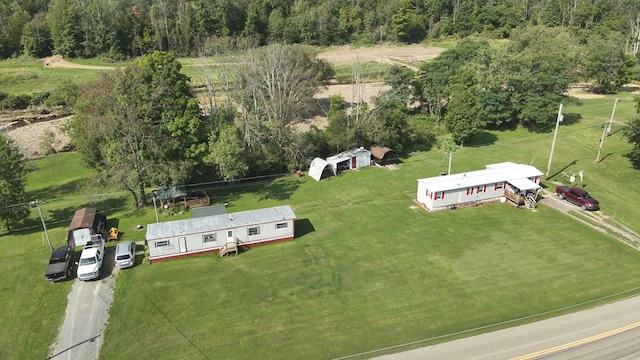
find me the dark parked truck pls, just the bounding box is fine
[45,246,74,282]
[555,186,600,211]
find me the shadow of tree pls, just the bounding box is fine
[465,131,498,147]
[27,178,88,203]
[9,196,129,237]
[255,177,302,202]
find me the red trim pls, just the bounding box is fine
[149,235,295,264]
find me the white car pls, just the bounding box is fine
[115,241,135,269]
[77,239,104,281]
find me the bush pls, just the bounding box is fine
[38,130,57,155]
[0,94,30,110]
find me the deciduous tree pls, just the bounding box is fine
[624,95,640,169]
[205,124,247,182]
[0,133,29,229]
[70,52,206,206]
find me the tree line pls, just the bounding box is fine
[1,0,640,59]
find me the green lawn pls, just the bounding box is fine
[2,93,640,359]
[100,104,640,360]
[100,170,640,360]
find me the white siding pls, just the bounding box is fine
[416,162,543,211]
[146,205,296,262]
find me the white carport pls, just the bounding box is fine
[507,177,541,192]
[308,157,335,181]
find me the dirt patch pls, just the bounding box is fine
[1,116,71,158]
[567,90,606,99]
[6,46,445,157]
[317,44,445,68]
[43,55,119,70]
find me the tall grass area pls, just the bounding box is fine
[1,94,639,359]
[0,58,121,95]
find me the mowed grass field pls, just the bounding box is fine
[89,94,639,359]
[1,57,640,359]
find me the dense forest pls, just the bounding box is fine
[0,0,639,59]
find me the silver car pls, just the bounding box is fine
[115,241,135,269]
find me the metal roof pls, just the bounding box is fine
[146,205,296,240]
[69,207,103,230]
[417,163,543,192]
[154,186,187,200]
[192,205,227,218]
[508,177,541,191]
[308,157,335,181]
[370,146,398,160]
[326,147,370,163]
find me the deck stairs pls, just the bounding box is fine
[219,237,238,257]
[524,193,537,209]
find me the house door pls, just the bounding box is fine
[178,237,187,253]
[351,157,357,169]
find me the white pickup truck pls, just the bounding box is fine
[77,235,105,281]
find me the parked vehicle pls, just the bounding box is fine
[76,236,105,281]
[115,241,135,269]
[45,246,74,282]
[555,186,600,211]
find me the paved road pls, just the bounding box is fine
[371,295,640,360]
[48,247,116,360]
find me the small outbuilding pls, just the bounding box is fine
[370,146,399,165]
[67,207,107,248]
[145,205,296,263]
[326,147,371,173]
[416,162,543,212]
[154,186,210,209]
[308,157,336,181]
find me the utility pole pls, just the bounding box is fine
[30,200,53,253]
[546,103,564,179]
[448,152,452,175]
[596,98,619,162]
[152,195,160,223]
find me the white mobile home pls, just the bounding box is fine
[326,147,371,173]
[416,162,543,212]
[146,205,296,263]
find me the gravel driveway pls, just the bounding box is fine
[538,188,640,247]
[48,247,117,360]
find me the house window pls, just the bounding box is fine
[466,187,474,195]
[203,234,216,243]
[248,227,260,236]
[435,192,444,200]
[155,240,170,248]
[276,222,288,229]
[495,182,504,190]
